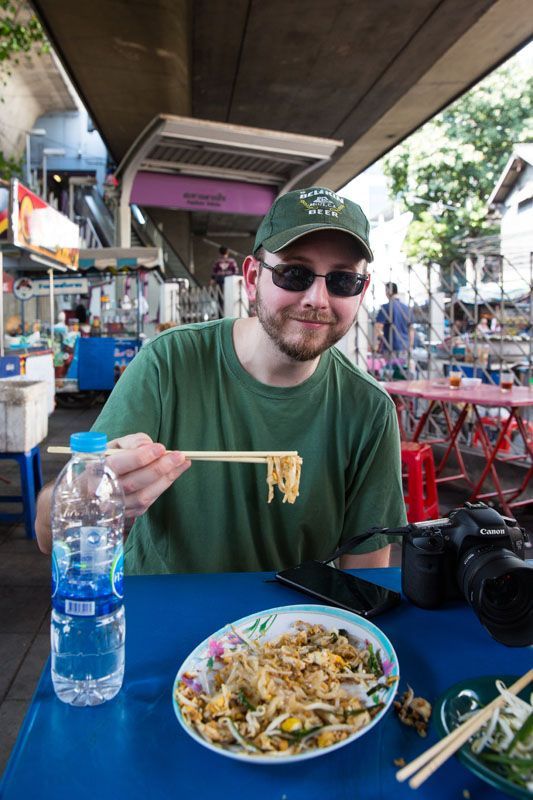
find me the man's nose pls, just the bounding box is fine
[302,275,330,306]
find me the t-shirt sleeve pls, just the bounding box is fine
[90,345,162,442]
[341,399,407,554]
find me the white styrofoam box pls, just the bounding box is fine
[24,352,55,414]
[0,380,48,452]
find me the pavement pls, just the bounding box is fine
[0,400,104,776]
[0,400,531,777]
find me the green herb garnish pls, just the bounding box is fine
[237,690,256,711]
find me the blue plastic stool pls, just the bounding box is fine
[0,446,43,539]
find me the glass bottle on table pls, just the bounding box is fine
[50,432,126,706]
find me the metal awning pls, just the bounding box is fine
[78,246,164,273]
[113,116,343,247]
[116,115,342,190]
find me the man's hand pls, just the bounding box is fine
[35,433,191,555]
[106,433,191,518]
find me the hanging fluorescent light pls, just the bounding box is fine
[131,204,146,225]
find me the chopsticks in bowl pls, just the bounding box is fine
[47,447,298,464]
[396,668,533,789]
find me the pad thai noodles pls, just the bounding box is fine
[266,455,302,504]
[175,621,397,756]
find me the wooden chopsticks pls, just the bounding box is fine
[396,669,533,789]
[47,446,298,464]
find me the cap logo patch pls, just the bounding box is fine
[299,189,344,218]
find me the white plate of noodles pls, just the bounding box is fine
[172,604,399,764]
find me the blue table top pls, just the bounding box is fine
[0,569,522,800]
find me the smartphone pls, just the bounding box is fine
[275,561,401,618]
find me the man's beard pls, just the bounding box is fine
[255,286,356,362]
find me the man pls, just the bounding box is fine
[211,246,239,289]
[374,282,415,356]
[36,187,406,574]
[211,246,239,316]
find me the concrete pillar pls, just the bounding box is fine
[224,276,249,318]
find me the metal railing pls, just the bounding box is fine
[356,246,532,443]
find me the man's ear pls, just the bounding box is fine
[242,255,260,302]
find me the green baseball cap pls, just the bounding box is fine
[253,186,373,262]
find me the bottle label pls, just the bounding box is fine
[52,528,123,617]
[110,549,124,599]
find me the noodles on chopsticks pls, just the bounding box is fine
[266,455,303,504]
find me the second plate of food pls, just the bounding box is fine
[172,604,399,764]
[434,675,531,800]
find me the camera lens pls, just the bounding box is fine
[483,572,520,608]
[458,547,533,647]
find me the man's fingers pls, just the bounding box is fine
[123,457,191,517]
[106,443,166,476]
[119,451,187,494]
[108,432,154,450]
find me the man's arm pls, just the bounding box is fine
[35,433,191,555]
[373,321,384,351]
[35,481,54,554]
[338,398,406,566]
[339,545,391,570]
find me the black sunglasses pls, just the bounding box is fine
[259,261,369,298]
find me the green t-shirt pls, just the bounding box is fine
[92,319,406,574]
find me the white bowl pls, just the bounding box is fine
[172,604,399,764]
[461,377,482,387]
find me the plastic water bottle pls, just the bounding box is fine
[50,431,125,706]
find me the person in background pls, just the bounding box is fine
[74,302,89,325]
[211,246,239,289]
[211,246,239,316]
[476,315,491,336]
[35,187,406,576]
[374,282,415,357]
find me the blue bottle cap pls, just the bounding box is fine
[70,432,108,453]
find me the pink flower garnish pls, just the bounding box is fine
[382,658,394,676]
[182,674,202,693]
[207,638,225,659]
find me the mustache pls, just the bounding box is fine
[285,311,337,324]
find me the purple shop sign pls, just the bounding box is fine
[131,172,276,216]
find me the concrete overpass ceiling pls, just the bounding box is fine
[32,0,533,188]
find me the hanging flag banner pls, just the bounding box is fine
[9,179,80,268]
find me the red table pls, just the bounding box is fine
[382,379,533,515]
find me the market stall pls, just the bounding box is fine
[0,178,80,412]
[55,246,164,397]
[436,280,532,386]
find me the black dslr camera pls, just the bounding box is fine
[401,502,532,647]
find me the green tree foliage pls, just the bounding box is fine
[0,1,48,179]
[383,56,533,270]
[0,0,48,78]
[0,148,22,179]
